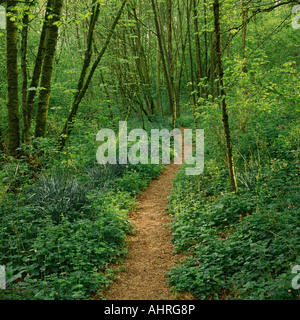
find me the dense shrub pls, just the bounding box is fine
[168,155,299,300]
[167,69,300,300]
[0,144,163,299]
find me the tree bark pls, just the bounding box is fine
[187,0,195,104]
[176,0,189,118]
[21,8,29,144]
[166,0,177,128]
[241,0,248,73]
[131,4,155,115]
[6,0,20,156]
[213,0,238,193]
[209,31,216,101]
[203,0,208,81]
[35,0,64,138]
[156,37,163,116]
[59,0,128,149]
[151,0,176,129]
[22,0,52,143]
[192,0,203,98]
[75,0,100,102]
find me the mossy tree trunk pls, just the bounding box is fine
[186,0,197,130]
[192,0,203,99]
[59,0,127,149]
[151,0,176,130]
[6,0,20,156]
[241,0,249,73]
[131,4,155,115]
[213,0,238,193]
[35,0,63,138]
[166,0,177,129]
[22,0,52,143]
[21,6,29,144]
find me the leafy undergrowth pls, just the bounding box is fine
[167,125,300,300]
[0,140,163,300]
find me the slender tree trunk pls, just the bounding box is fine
[155,0,163,116]
[241,0,248,72]
[179,7,191,105]
[186,0,197,129]
[75,0,100,101]
[35,0,64,138]
[59,0,128,149]
[75,13,82,54]
[131,4,155,114]
[209,31,216,101]
[156,37,163,116]
[213,0,238,193]
[177,0,189,116]
[167,0,177,128]
[203,0,209,98]
[151,0,176,129]
[22,0,52,143]
[192,0,203,99]
[203,0,208,80]
[99,72,114,121]
[6,0,20,156]
[21,10,29,144]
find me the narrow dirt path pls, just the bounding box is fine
[104,164,194,300]
[100,132,195,300]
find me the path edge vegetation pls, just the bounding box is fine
[0,0,299,300]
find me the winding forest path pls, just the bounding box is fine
[99,131,195,300]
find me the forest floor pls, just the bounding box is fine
[96,132,196,300]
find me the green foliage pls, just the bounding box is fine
[1,0,299,302]
[26,171,89,223]
[168,150,299,299]
[167,17,300,299]
[167,95,300,300]
[0,121,164,299]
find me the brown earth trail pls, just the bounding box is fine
[101,161,195,300]
[93,130,195,300]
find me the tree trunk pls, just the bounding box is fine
[59,0,128,149]
[75,0,100,102]
[186,0,197,130]
[209,31,216,101]
[203,0,208,80]
[213,0,238,193]
[6,0,20,156]
[21,8,29,144]
[192,0,203,98]
[166,0,177,128]
[177,0,189,117]
[35,0,63,138]
[151,0,176,129]
[156,37,163,116]
[187,0,196,105]
[131,4,155,115]
[203,0,209,98]
[241,0,248,73]
[22,0,52,143]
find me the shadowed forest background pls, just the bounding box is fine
[0,0,299,300]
